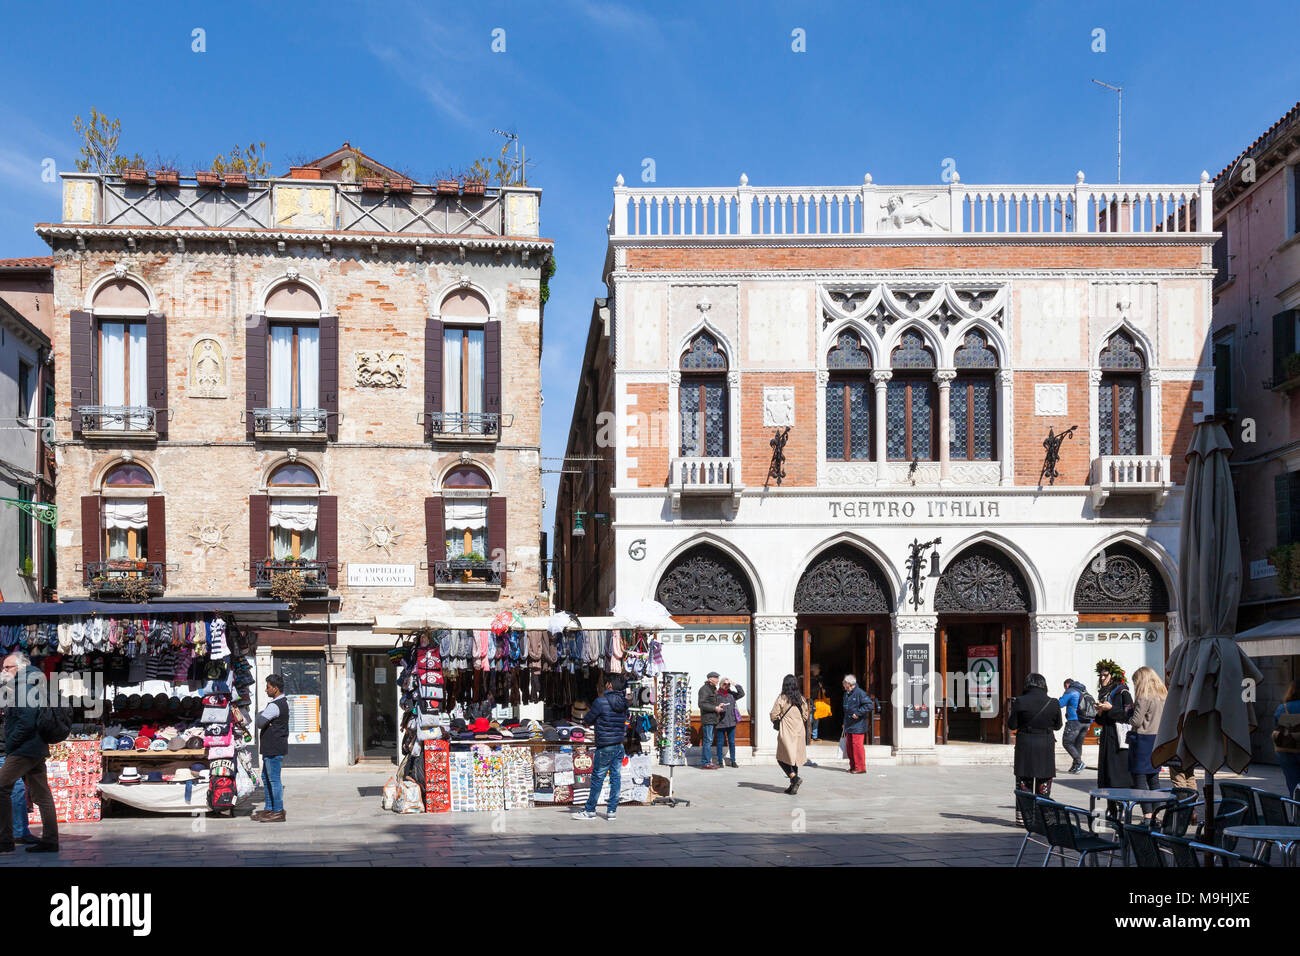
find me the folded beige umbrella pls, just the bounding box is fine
[1153,421,1263,844]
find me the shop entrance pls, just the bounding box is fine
[272,651,329,768]
[355,651,397,763]
[936,618,1028,744]
[795,617,893,745]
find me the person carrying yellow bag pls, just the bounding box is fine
[809,663,830,740]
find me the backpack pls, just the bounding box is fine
[1075,689,1098,722]
[207,775,237,811]
[37,707,73,744]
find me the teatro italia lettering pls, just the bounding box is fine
[828,498,1002,520]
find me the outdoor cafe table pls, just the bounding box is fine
[1088,788,1177,823]
[1223,825,1300,865]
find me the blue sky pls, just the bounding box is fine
[1,0,1296,543]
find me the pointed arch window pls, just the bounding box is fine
[679,332,728,457]
[887,330,936,460]
[826,330,872,460]
[950,330,998,461]
[1098,330,1144,456]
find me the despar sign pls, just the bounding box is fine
[658,630,745,645]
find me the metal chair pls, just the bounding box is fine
[1257,789,1300,826]
[1120,823,1165,867]
[1193,798,1249,853]
[1013,789,1055,866]
[1152,833,1272,868]
[1038,798,1121,867]
[1218,783,1260,824]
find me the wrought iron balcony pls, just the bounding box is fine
[433,558,505,589]
[425,412,500,440]
[85,561,165,596]
[253,559,330,592]
[1089,454,1172,509]
[669,456,742,510]
[252,407,328,438]
[77,405,157,435]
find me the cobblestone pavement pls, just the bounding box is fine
[1,760,1287,867]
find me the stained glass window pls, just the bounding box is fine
[826,381,846,459]
[680,385,700,456]
[1116,381,1139,455]
[681,332,728,370]
[848,381,870,459]
[950,384,968,459]
[891,330,936,370]
[1098,383,1114,454]
[886,377,934,460]
[971,379,994,459]
[828,331,872,369]
[954,330,998,369]
[886,380,907,459]
[910,383,932,459]
[703,382,727,457]
[1099,330,1145,370]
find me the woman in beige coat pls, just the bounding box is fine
[770,674,810,795]
[1128,665,1168,821]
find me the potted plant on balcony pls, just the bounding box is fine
[153,167,179,187]
[462,178,486,197]
[269,567,305,615]
[223,171,248,188]
[389,177,413,193]
[196,169,221,186]
[361,176,387,192]
[436,179,460,197]
[1268,544,1300,594]
[20,556,33,578]
[120,576,151,603]
[122,164,148,185]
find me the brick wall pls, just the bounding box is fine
[626,383,668,487]
[1013,372,1093,485]
[625,243,1202,273]
[1163,379,1204,484]
[739,372,816,486]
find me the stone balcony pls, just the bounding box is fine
[669,456,742,511]
[611,173,1215,239]
[46,172,545,247]
[1089,454,1172,509]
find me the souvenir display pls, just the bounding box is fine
[29,735,103,824]
[657,672,691,766]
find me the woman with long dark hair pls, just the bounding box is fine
[770,674,810,794]
[1007,672,1062,816]
[1094,659,1134,822]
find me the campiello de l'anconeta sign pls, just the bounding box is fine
[828,499,1002,520]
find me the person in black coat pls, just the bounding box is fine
[1093,660,1134,822]
[1007,672,1063,804]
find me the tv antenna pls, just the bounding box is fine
[1091,79,1123,182]
[492,128,535,186]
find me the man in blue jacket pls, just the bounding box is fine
[1059,678,1089,774]
[842,675,874,774]
[0,653,58,852]
[574,674,628,821]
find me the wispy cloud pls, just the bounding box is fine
[367,43,474,128]
[568,0,663,37]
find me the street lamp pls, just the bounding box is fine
[906,537,942,611]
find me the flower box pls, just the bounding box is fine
[153,169,179,186]
[361,177,388,192]
[122,167,148,184]
[462,179,486,197]
[436,180,460,196]
[196,170,221,186]
[289,166,322,180]
[223,172,248,188]
[389,178,413,193]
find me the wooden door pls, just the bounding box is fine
[936,625,948,744]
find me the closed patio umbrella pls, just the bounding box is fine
[1152,421,1263,845]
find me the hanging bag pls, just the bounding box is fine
[1273,711,1300,753]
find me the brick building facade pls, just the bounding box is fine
[40,146,551,767]
[556,173,1216,763]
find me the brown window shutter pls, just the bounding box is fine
[146,495,166,585]
[484,320,502,419]
[245,315,266,440]
[319,316,339,441]
[80,496,102,580]
[488,496,507,579]
[146,312,168,439]
[425,496,445,585]
[248,494,269,587]
[70,311,95,436]
[425,318,443,438]
[318,495,339,587]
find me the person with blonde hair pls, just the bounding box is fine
[1127,665,1168,821]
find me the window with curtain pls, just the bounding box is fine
[99,319,148,429]
[950,330,998,461]
[445,498,488,559]
[268,323,321,432]
[887,330,936,460]
[1098,330,1144,456]
[101,464,153,560]
[268,463,319,559]
[826,330,872,461]
[679,332,728,458]
[443,327,486,433]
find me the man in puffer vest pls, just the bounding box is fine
[253,673,290,823]
[573,674,628,821]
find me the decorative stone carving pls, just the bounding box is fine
[1073,544,1169,613]
[934,369,958,386]
[824,463,877,486]
[1033,613,1079,633]
[947,462,1002,485]
[285,268,300,282]
[753,615,798,637]
[361,518,404,557]
[821,283,1007,336]
[934,545,1032,612]
[886,462,941,485]
[892,613,939,636]
[763,386,795,427]
[996,369,1015,388]
[794,545,893,614]
[871,370,893,385]
[188,337,228,398]
[669,371,682,386]
[113,263,129,280]
[879,193,949,232]
[354,350,408,388]
[188,518,231,555]
[726,371,740,387]
[655,547,754,615]
[1034,383,1068,416]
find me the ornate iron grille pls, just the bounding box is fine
[793,545,892,613]
[655,547,754,615]
[934,545,1032,612]
[1073,545,1169,613]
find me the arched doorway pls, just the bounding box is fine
[1072,542,1171,690]
[934,544,1034,744]
[654,544,757,750]
[793,544,895,746]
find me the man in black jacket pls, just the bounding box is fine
[0,653,58,852]
[697,672,722,769]
[573,675,628,821]
[253,673,290,823]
